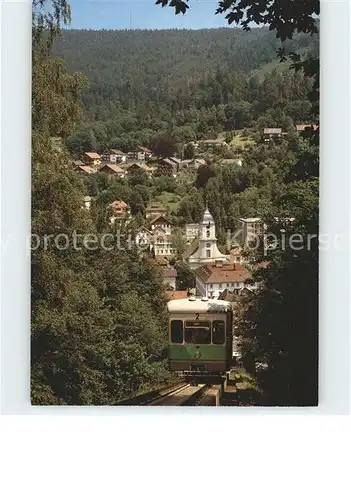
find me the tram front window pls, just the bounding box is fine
[212,320,225,344]
[170,320,183,344]
[184,321,211,344]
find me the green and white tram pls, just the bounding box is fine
[167,297,233,379]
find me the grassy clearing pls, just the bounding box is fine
[154,191,181,214]
[218,130,256,150]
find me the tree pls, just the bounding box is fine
[175,262,195,290]
[31,0,172,404]
[183,142,195,160]
[151,135,177,158]
[195,164,216,189]
[171,228,186,259]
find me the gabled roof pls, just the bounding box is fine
[126,162,155,172]
[73,159,84,166]
[195,263,252,284]
[137,146,152,153]
[150,214,171,225]
[109,148,125,155]
[100,163,125,174]
[136,226,153,235]
[75,165,94,174]
[84,152,101,159]
[160,159,177,167]
[182,238,199,260]
[108,200,128,213]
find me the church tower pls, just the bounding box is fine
[187,207,229,269]
[198,207,217,260]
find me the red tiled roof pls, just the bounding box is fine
[108,200,128,213]
[196,263,252,284]
[166,290,188,300]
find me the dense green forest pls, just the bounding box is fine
[32,0,319,406]
[53,28,319,153]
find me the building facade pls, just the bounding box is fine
[187,208,229,270]
[195,262,259,299]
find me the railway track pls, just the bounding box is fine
[118,381,221,406]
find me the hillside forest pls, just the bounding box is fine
[31,0,319,406]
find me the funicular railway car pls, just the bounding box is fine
[167,297,233,381]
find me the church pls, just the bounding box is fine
[184,207,229,270]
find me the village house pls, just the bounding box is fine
[72,159,85,168]
[137,146,153,160]
[150,214,172,235]
[263,128,282,142]
[228,246,249,265]
[83,152,101,167]
[219,158,243,167]
[145,202,167,220]
[185,223,200,242]
[125,162,155,178]
[295,124,319,134]
[99,163,125,179]
[236,218,263,246]
[83,196,92,211]
[127,147,153,162]
[74,164,94,174]
[201,139,226,150]
[135,227,153,250]
[101,149,127,164]
[152,229,175,257]
[195,261,259,299]
[160,266,177,290]
[146,257,177,289]
[108,200,130,225]
[156,158,177,177]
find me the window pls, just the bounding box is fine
[170,320,183,344]
[206,230,210,238]
[206,243,211,248]
[212,321,225,344]
[209,284,213,289]
[206,250,211,258]
[184,321,211,344]
[218,283,222,289]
